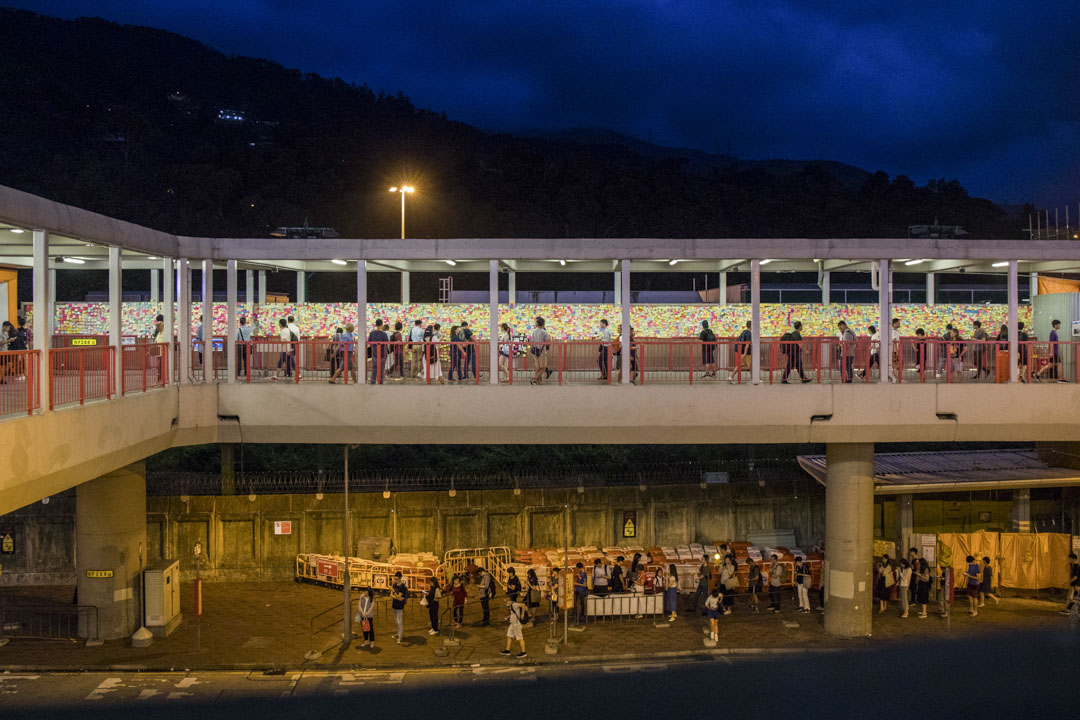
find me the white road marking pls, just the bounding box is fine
[137,689,162,700]
[86,677,124,700]
[601,663,668,674]
[337,671,406,686]
[175,677,201,689]
[167,692,193,700]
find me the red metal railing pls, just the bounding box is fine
[49,346,115,409]
[0,350,40,416]
[121,342,170,395]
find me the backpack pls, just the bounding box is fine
[513,603,530,624]
[289,330,299,343]
[486,575,496,597]
[703,328,716,343]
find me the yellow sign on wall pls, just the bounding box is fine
[71,338,98,346]
[86,570,113,578]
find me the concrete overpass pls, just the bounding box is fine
[4,183,1080,641]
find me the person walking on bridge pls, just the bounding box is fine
[409,319,425,378]
[530,316,551,385]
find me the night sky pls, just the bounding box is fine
[11,0,1080,206]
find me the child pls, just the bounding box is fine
[704,587,722,641]
[979,556,999,607]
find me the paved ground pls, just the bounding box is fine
[0,581,1073,672]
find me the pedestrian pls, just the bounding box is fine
[598,318,613,380]
[746,558,763,614]
[448,324,463,381]
[391,571,408,643]
[450,574,467,628]
[426,322,445,384]
[979,556,999,607]
[898,559,912,618]
[272,317,294,380]
[768,554,784,612]
[356,587,376,648]
[195,314,204,368]
[1018,322,1030,381]
[1036,319,1062,381]
[530,316,551,385]
[719,555,737,615]
[610,557,625,594]
[460,320,476,379]
[526,569,542,619]
[506,566,522,603]
[782,321,811,383]
[665,564,679,621]
[971,320,990,379]
[794,556,811,613]
[574,562,588,623]
[1060,553,1080,614]
[592,558,609,597]
[236,316,252,379]
[964,555,981,616]
[877,555,894,614]
[705,587,721,642]
[423,577,442,635]
[368,319,389,384]
[390,321,405,379]
[947,326,965,380]
[890,317,902,382]
[907,548,920,606]
[857,325,879,380]
[499,596,528,658]
[913,328,927,376]
[409,319,425,377]
[916,558,931,619]
[692,556,711,613]
[699,320,717,378]
[498,322,512,383]
[477,567,492,626]
[733,321,752,383]
[616,325,639,384]
[837,321,855,383]
[327,326,344,382]
[547,567,562,621]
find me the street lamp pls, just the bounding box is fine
[389,185,415,239]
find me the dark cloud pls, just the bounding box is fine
[11,0,1080,204]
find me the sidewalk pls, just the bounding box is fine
[0,582,1070,671]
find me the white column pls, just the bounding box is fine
[108,246,122,393]
[620,260,631,385]
[150,268,160,304]
[926,272,935,306]
[1030,272,1038,299]
[357,260,367,377]
[162,258,174,357]
[201,260,212,384]
[614,271,622,306]
[1008,260,1018,383]
[879,259,891,384]
[489,260,499,385]
[508,271,516,307]
[177,260,191,384]
[750,259,761,385]
[226,259,237,385]
[401,270,410,305]
[32,230,50,411]
[48,268,56,336]
[718,271,727,306]
[258,270,267,306]
[821,270,831,305]
[245,270,254,312]
[296,270,306,304]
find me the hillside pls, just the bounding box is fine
[0,9,1019,239]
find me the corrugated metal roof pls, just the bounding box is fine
[797,448,1080,494]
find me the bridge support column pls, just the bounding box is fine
[401,270,410,305]
[49,268,56,337]
[201,259,213,383]
[245,270,254,312]
[620,260,631,384]
[824,442,874,638]
[1008,260,1018,383]
[718,270,727,306]
[109,246,122,393]
[489,260,499,385]
[76,463,147,641]
[898,494,914,552]
[508,270,516,306]
[226,260,237,384]
[32,230,50,411]
[1011,489,1031,532]
[821,269,830,305]
[879,259,891,384]
[750,259,761,385]
[257,270,267,306]
[150,267,159,304]
[357,260,367,370]
[177,259,191,383]
[162,258,174,358]
[926,273,935,306]
[296,270,306,304]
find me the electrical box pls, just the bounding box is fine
[144,558,182,637]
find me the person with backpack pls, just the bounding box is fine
[423,577,442,635]
[356,587,376,649]
[964,555,981,617]
[499,597,528,658]
[460,320,477,379]
[768,554,785,612]
[368,319,389,384]
[719,555,738,615]
[705,587,722,642]
[609,557,625,594]
[477,567,493,626]
[530,316,551,385]
[781,320,811,383]
[699,320,717,378]
[389,321,405,379]
[837,321,855,383]
[409,319,426,378]
[746,558,763,614]
[733,321,752,383]
[526,569,542,619]
[390,571,408,643]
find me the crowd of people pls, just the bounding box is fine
[0,316,29,384]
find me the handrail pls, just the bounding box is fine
[0,603,99,641]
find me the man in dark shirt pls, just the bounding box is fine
[460,321,476,379]
[368,319,390,384]
[782,320,811,383]
[1037,319,1062,381]
[390,571,408,643]
[505,566,522,602]
[733,321,752,383]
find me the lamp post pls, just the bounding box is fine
[388,186,415,239]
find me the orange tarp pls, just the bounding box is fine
[1037,276,1080,295]
[937,531,1070,590]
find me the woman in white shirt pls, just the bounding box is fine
[356,588,375,648]
[498,323,512,383]
[898,559,912,618]
[273,318,294,380]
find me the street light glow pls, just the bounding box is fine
[759,259,772,265]
[331,259,347,266]
[388,186,397,192]
[992,261,1010,267]
[668,259,678,266]
[904,259,924,266]
[10,228,25,234]
[559,259,566,266]
[62,257,86,264]
[445,260,457,266]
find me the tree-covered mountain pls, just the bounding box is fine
[0,9,1022,239]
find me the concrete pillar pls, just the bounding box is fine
[926,273,935,306]
[76,464,147,641]
[226,259,237,384]
[750,259,761,385]
[177,259,191,384]
[258,270,267,306]
[221,444,236,495]
[108,246,122,394]
[1030,272,1038,300]
[357,260,367,370]
[401,270,410,305]
[296,270,306,304]
[879,259,891,384]
[821,270,831,305]
[824,443,875,638]
[49,268,56,336]
[614,271,622,306]
[718,271,727,306]
[620,260,631,384]
[162,258,174,364]
[1011,489,1031,532]
[1008,260,1018,383]
[150,268,159,304]
[508,270,516,307]
[200,260,212,383]
[489,260,499,385]
[245,270,254,311]
[32,230,50,409]
[898,494,914,551]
